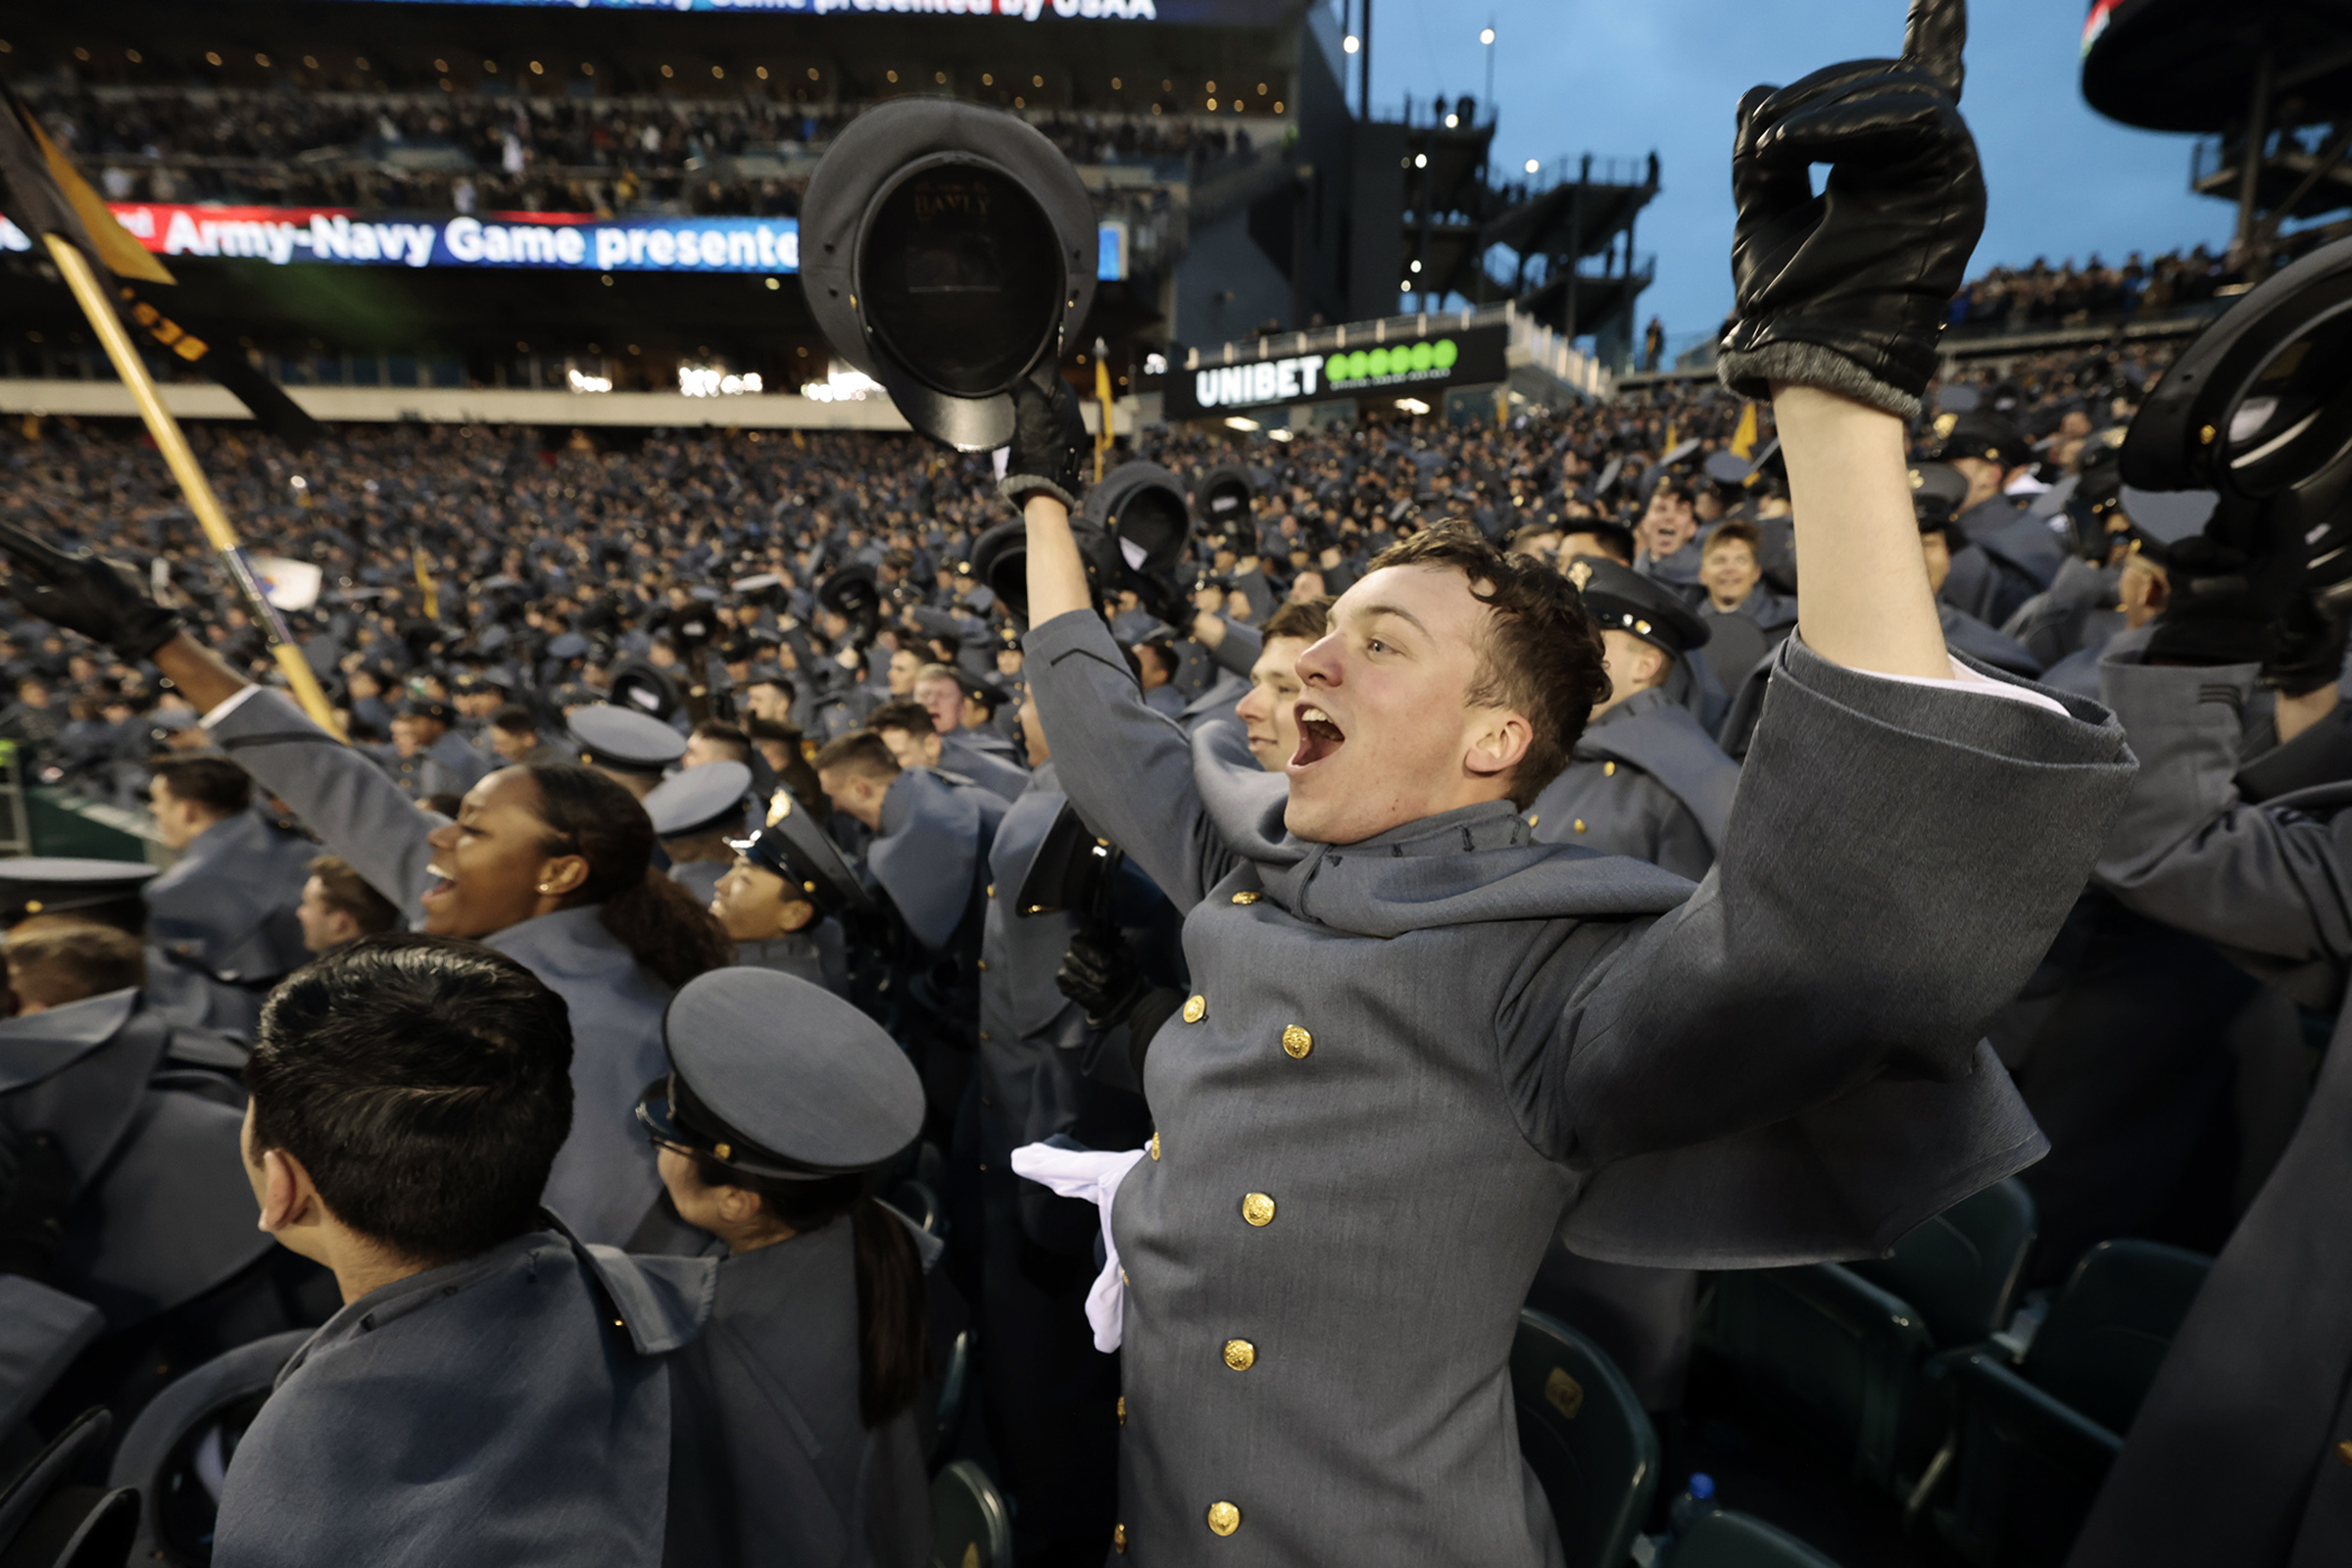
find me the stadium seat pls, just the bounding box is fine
[0,1407,138,1568]
[1848,1179,2037,1349]
[929,1459,1013,1568]
[1665,1507,1844,1568]
[1930,1239,2212,1568]
[1511,1308,1660,1568]
[1693,1262,1936,1495]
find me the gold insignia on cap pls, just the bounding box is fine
[803,880,817,894]
[714,1142,732,1159]
[1567,560,1593,590]
[1934,413,1958,439]
[22,901,38,913]
[1635,619,1651,635]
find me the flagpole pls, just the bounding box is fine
[40,233,343,735]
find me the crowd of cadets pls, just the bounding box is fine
[0,324,2339,1565]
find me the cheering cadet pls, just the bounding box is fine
[999,11,2139,1559]
[0,532,735,1246]
[142,756,316,1036]
[645,760,755,906]
[1528,558,1739,881]
[1692,518,1798,695]
[385,698,490,802]
[711,808,858,998]
[643,967,932,1568]
[213,937,711,1568]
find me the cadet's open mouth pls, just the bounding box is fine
[422,865,459,904]
[1292,702,1347,769]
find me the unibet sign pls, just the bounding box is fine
[1168,323,1506,420]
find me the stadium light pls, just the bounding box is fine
[1414,153,1427,169]
[1444,114,1458,128]
[1225,416,1259,432]
[1525,159,1540,174]
[1343,35,1359,54]
[1396,398,1431,415]
[1480,26,1495,45]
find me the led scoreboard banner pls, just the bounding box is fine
[0,203,1127,279]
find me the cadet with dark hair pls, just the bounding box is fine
[642,967,932,1568]
[143,755,316,1036]
[216,935,712,1568]
[1000,13,2139,1555]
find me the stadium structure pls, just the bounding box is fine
[0,0,1650,434]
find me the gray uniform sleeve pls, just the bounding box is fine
[2091,655,2352,965]
[207,688,435,925]
[1024,610,1243,913]
[1207,618,1262,679]
[1517,640,2135,1255]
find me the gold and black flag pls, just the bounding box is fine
[0,86,323,450]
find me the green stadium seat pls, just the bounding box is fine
[1849,1178,2037,1349]
[1930,1239,2212,1568]
[1694,1262,1936,1494]
[1511,1308,1661,1568]
[1666,1507,1845,1568]
[929,1459,1012,1568]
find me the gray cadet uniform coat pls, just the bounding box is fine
[1023,607,2132,1566]
[662,1218,929,1568]
[214,1224,712,1568]
[143,809,317,1037]
[0,988,267,1334]
[974,762,1162,1551]
[733,925,850,998]
[1940,496,2064,628]
[1525,688,1740,881]
[387,728,493,802]
[204,689,673,1245]
[936,732,1032,804]
[2069,653,2352,1567]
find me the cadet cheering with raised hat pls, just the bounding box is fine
[1002,3,2139,1559]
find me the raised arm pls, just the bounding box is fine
[1715,0,1981,679]
[154,630,433,923]
[0,525,436,924]
[1007,380,1243,910]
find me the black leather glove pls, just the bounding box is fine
[2144,493,2314,667]
[0,1129,74,1282]
[999,373,1089,515]
[1717,0,1983,419]
[0,519,183,661]
[1054,925,1151,1030]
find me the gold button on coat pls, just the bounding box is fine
[1206,1501,1242,1537]
[1150,1132,1161,1161]
[1603,760,1616,776]
[1573,818,1587,834]
[1231,890,1260,905]
[1222,1339,1255,1371]
[1114,1522,1127,1552]
[1117,1396,1127,1426]
[1241,1193,1275,1226]
[1182,994,1207,1023]
[1281,1024,1312,1058]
